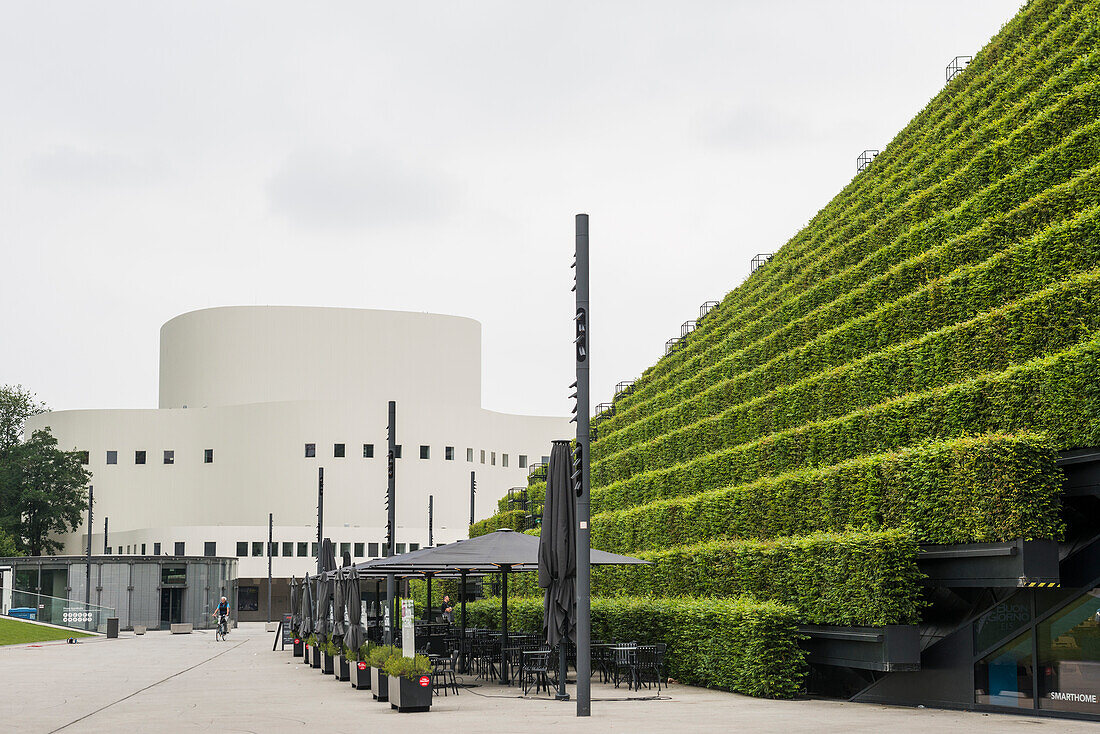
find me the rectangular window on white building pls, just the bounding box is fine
[363,443,374,458]
[491,451,496,466]
[269,542,279,557]
[480,450,485,464]
[106,450,117,464]
[445,446,454,460]
[297,542,307,557]
[174,541,185,555]
[340,542,351,558]
[519,454,528,468]
[502,453,509,467]
[368,542,379,557]
[334,443,345,458]
[154,542,161,555]
[135,450,146,465]
[204,542,216,557]
[236,542,248,557]
[420,445,430,459]
[204,448,213,463]
[78,451,89,465]
[304,443,316,458]
[163,450,174,465]
[354,542,364,557]
[252,541,263,556]
[141,543,146,555]
[467,448,474,462]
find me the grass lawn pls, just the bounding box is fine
[0,617,93,646]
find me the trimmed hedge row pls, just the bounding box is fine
[604,70,1100,442]
[596,256,1100,484]
[469,509,526,538]
[588,530,923,626]
[616,12,1095,424]
[592,329,1100,513]
[591,434,1062,548]
[597,153,1100,461]
[594,201,1100,487]
[465,595,808,698]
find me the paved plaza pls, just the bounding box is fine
[0,623,1090,733]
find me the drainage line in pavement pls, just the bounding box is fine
[46,639,247,734]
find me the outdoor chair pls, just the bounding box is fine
[612,643,640,690]
[636,644,665,693]
[432,650,460,696]
[521,650,553,696]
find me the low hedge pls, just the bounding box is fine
[466,595,807,698]
[591,434,1062,547]
[470,509,526,538]
[587,531,922,626]
[591,328,1100,515]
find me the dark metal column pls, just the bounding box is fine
[85,486,93,606]
[385,400,397,646]
[428,495,434,547]
[316,468,324,575]
[267,512,273,624]
[460,569,468,673]
[500,564,510,685]
[103,516,108,554]
[470,471,476,526]
[573,213,592,716]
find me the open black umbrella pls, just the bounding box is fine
[540,440,576,696]
[343,566,366,653]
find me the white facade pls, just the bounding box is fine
[28,306,569,580]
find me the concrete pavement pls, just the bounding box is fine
[0,622,1091,733]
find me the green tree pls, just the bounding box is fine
[0,429,91,556]
[0,528,18,557]
[0,384,45,452]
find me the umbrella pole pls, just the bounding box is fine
[500,565,509,685]
[460,570,468,674]
[425,572,432,622]
[557,643,569,700]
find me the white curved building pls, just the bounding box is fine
[28,306,569,618]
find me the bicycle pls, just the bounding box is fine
[214,613,229,641]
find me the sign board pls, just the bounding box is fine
[281,613,294,648]
[401,599,416,658]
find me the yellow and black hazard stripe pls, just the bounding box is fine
[1022,581,1061,588]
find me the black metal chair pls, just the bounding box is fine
[612,644,639,690]
[432,649,460,696]
[521,650,553,696]
[635,644,665,693]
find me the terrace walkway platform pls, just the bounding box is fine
[0,623,1088,733]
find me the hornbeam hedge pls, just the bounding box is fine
[465,595,807,698]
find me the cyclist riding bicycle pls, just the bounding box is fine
[213,596,230,639]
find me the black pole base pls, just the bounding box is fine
[555,692,571,701]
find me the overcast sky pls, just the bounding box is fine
[1,1,1023,419]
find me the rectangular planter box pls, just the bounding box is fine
[293,638,304,658]
[309,645,321,668]
[371,667,389,701]
[321,651,334,675]
[334,654,350,681]
[389,675,433,712]
[350,659,371,690]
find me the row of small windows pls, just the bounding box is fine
[233,541,419,559]
[304,443,531,468]
[88,449,214,466]
[107,541,186,556]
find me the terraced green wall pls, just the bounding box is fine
[471,0,1100,696]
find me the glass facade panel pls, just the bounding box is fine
[975,592,1032,654]
[282,542,294,557]
[1038,587,1100,713]
[975,630,1034,708]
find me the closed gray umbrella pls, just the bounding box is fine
[300,572,314,637]
[333,566,347,640]
[316,540,337,643]
[343,566,366,653]
[290,576,300,634]
[540,440,577,649]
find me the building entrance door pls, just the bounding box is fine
[160,588,183,626]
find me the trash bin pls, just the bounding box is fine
[8,607,37,621]
[105,617,119,638]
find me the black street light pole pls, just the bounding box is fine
[267,512,273,624]
[85,486,93,606]
[317,468,324,576]
[103,516,108,554]
[428,495,434,546]
[385,400,397,646]
[469,471,476,527]
[573,213,592,717]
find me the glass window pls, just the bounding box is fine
[106,547,112,555]
[106,450,118,465]
[78,451,89,465]
[975,629,1034,708]
[1038,587,1100,712]
[311,542,318,557]
[236,541,248,557]
[410,543,420,551]
[282,542,294,557]
[173,541,185,555]
[502,453,509,467]
[204,541,216,557]
[304,443,316,458]
[126,545,130,554]
[340,542,351,558]
[975,593,1032,654]
[162,565,186,585]
[269,542,279,557]
[445,446,454,461]
[354,542,364,557]
[491,451,496,466]
[542,455,549,464]
[238,585,259,612]
[297,542,307,557]
[153,542,161,555]
[363,443,374,458]
[204,448,213,463]
[480,450,485,464]
[163,450,174,465]
[140,543,146,555]
[519,455,527,468]
[396,543,406,554]
[252,541,263,556]
[368,542,379,557]
[135,450,146,465]
[420,445,430,460]
[334,443,345,458]
[382,545,390,557]
[394,445,402,458]
[467,448,474,462]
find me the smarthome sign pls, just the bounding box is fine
[1050,691,1098,704]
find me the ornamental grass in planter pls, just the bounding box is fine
[367,645,399,701]
[306,635,319,669]
[320,640,335,675]
[327,640,350,681]
[348,642,375,690]
[384,653,433,712]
